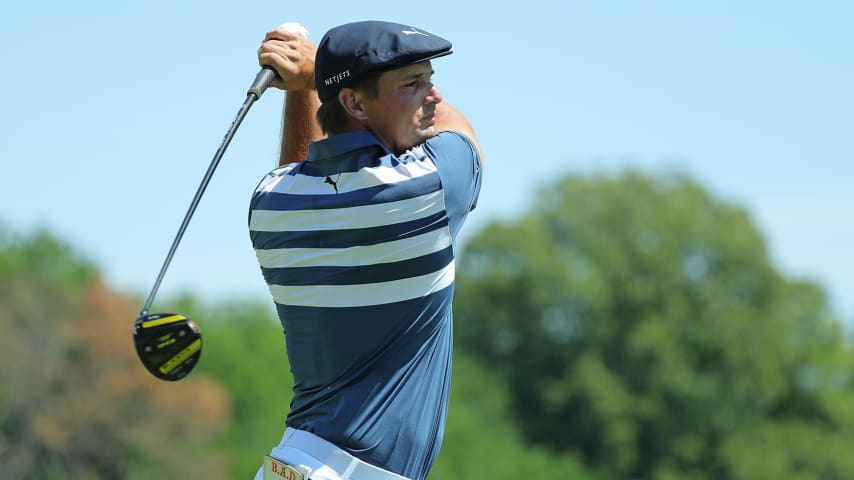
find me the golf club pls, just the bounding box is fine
[134,23,309,381]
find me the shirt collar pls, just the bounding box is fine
[307,130,392,161]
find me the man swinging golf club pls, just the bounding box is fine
[250,20,483,480]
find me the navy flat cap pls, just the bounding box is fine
[315,20,453,102]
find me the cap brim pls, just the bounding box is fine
[366,49,453,76]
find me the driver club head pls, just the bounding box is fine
[133,313,202,381]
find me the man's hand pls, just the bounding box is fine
[258,24,316,91]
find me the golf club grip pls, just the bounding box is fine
[247,66,277,99]
[247,23,309,98]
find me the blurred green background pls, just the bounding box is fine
[3,170,854,479]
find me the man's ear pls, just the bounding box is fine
[338,88,369,122]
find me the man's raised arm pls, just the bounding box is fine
[435,100,483,167]
[258,24,323,166]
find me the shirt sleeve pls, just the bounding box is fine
[423,131,482,240]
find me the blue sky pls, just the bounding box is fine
[2,1,852,323]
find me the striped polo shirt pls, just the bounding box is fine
[248,130,481,480]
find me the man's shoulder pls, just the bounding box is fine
[426,130,477,151]
[422,131,480,167]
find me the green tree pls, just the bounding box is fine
[0,226,231,479]
[430,352,598,479]
[454,171,854,479]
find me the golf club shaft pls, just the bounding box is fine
[140,70,277,316]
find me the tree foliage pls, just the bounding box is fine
[454,170,854,479]
[430,352,598,479]
[0,227,231,479]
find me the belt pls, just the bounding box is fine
[282,428,409,480]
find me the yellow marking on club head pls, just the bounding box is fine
[157,337,177,349]
[142,314,186,329]
[159,338,202,374]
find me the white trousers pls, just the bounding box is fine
[254,428,410,480]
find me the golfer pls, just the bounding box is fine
[250,20,482,480]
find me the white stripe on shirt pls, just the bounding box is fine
[268,261,456,308]
[257,157,438,196]
[250,190,445,232]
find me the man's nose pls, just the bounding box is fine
[426,85,443,104]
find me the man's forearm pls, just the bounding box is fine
[279,90,323,166]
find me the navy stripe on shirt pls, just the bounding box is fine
[261,245,455,286]
[250,213,449,250]
[251,171,442,212]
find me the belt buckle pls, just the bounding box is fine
[263,455,307,480]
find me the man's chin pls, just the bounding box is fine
[396,129,439,153]
[419,126,439,140]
